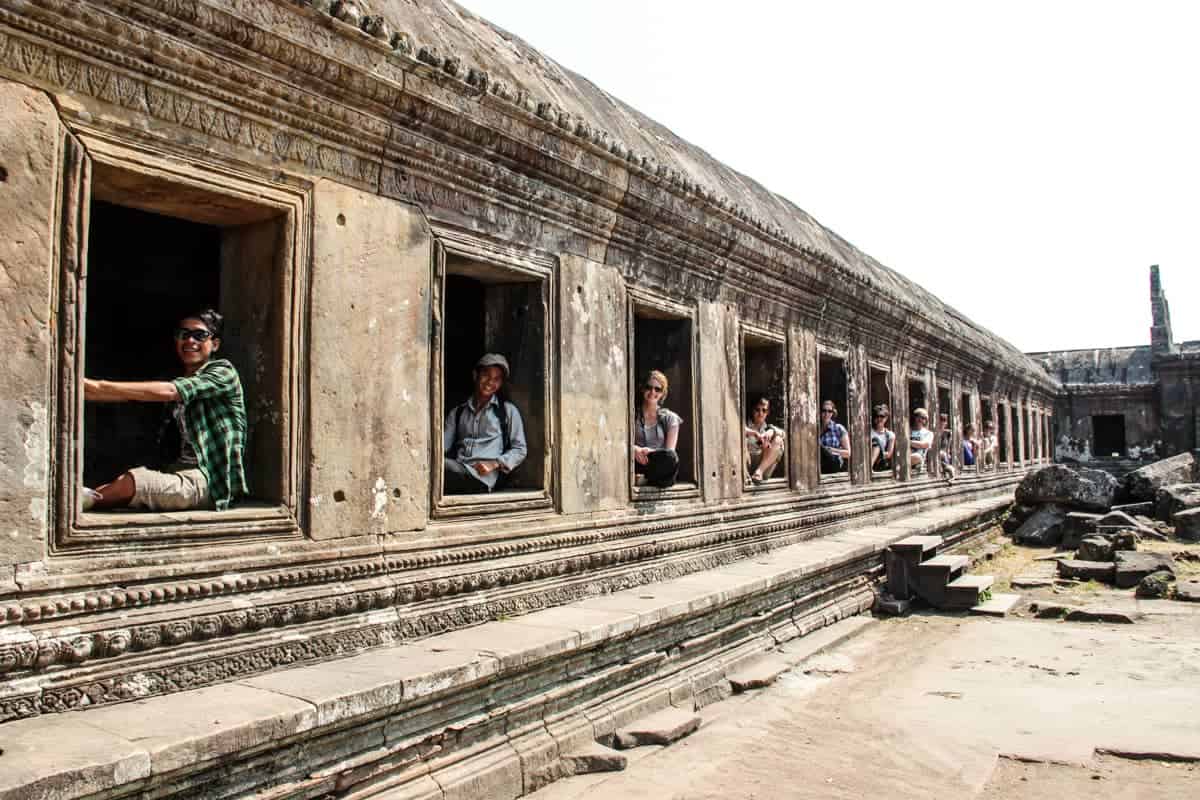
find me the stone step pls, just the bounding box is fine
[889,535,943,556]
[916,554,969,576]
[942,574,995,609]
[970,592,1022,617]
[612,707,701,749]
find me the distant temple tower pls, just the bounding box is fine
[1150,264,1176,355]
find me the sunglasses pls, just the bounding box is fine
[643,384,664,394]
[821,408,835,414]
[175,328,215,342]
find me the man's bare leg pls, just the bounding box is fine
[91,472,136,510]
[756,441,783,480]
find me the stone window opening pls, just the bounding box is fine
[431,238,554,517]
[741,327,788,490]
[960,392,977,473]
[818,353,851,481]
[1093,414,1126,458]
[869,366,895,479]
[908,378,931,477]
[1023,407,1033,463]
[630,296,699,498]
[980,397,996,471]
[57,140,306,548]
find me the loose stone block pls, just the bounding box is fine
[1057,559,1116,582]
[613,707,701,749]
[561,742,628,775]
[1173,580,1200,602]
[1076,536,1114,563]
[1123,453,1196,501]
[1175,507,1200,541]
[728,656,793,692]
[1114,551,1176,589]
[1155,484,1200,523]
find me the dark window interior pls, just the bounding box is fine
[1093,414,1125,457]
[819,354,849,475]
[869,368,892,474]
[743,334,787,482]
[633,310,695,484]
[960,393,973,427]
[937,387,953,433]
[1023,410,1033,461]
[84,200,286,507]
[84,203,220,488]
[442,260,546,492]
[998,405,1009,463]
[743,336,786,430]
[981,397,993,425]
[908,379,927,416]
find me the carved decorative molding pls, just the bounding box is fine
[0,0,1057,392]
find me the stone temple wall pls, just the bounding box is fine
[0,0,1057,729]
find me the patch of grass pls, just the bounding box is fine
[1078,579,1103,594]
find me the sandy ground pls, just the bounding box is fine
[531,544,1200,800]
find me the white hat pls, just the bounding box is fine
[475,353,510,377]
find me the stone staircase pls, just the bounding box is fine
[885,535,1019,615]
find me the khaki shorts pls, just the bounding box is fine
[129,465,210,511]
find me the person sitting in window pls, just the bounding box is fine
[819,400,850,474]
[82,309,247,512]
[870,404,895,472]
[443,353,527,494]
[979,420,999,469]
[909,407,934,472]
[744,394,785,484]
[634,369,682,488]
[962,422,979,468]
[938,413,957,482]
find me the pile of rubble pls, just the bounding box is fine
[1004,452,1200,601]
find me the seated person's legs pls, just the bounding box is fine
[750,436,784,482]
[444,457,487,494]
[820,447,845,474]
[637,449,679,488]
[871,443,881,470]
[128,466,210,511]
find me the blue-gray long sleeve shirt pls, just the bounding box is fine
[443,395,527,489]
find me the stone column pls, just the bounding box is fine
[0,81,62,573]
[788,325,819,492]
[698,300,742,501]
[559,255,630,513]
[307,181,432,538]
[849,344,870,485]
[893,357,911,482]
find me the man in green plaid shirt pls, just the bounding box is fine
[83,309,248,512]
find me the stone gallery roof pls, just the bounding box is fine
[1027,346,1155,386]
[329,1,1052,383]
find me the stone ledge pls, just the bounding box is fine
[0,494,1009,800]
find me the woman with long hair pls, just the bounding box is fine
[633,369,682,488]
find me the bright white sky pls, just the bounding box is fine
[458,0,1199,353]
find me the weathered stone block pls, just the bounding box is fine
[1114,551,1175,589]
[1123,452,1196,501]
[1060,511,1102,549]
[1076,536,1114,563]
[1136,571,1175,598]
[1156,484,1200,523]
[612,707,701,748]
[1057,559,1115,582]
[0,80,61,568]
[1015,465,1118,512]
[1012,505,1067,546]
[1173,580,1200,602]
[1174,507,1200,541]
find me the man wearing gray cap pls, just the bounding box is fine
[443,353,528,493]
